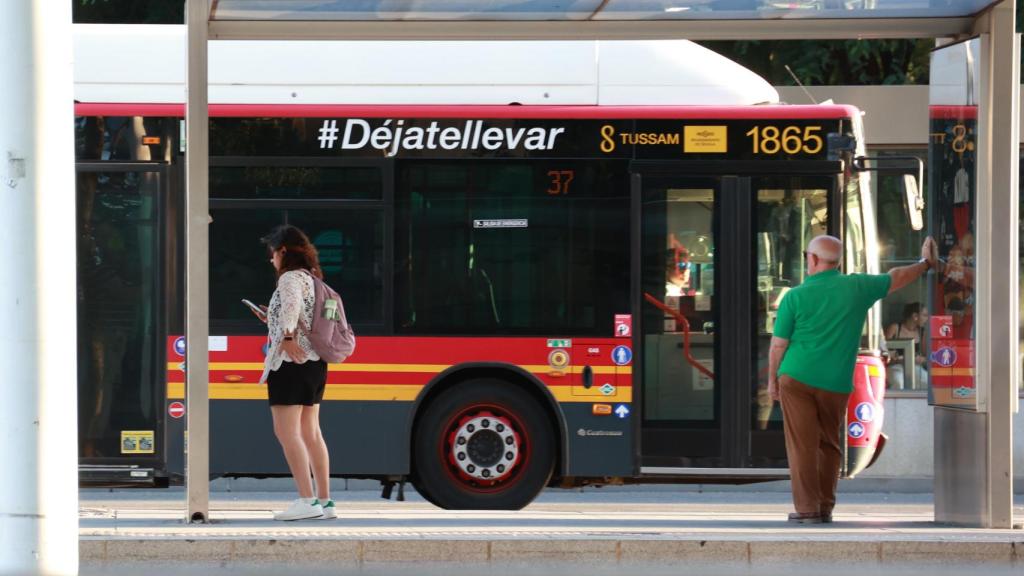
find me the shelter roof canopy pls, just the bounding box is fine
[209,0,999,21]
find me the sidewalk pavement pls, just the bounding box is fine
[80,489,1023,573]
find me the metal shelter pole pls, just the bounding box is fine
[980,0,1019,530]
[186,0,210,523]
[0,1,78,573]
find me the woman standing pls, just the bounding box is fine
[255,225,335,521]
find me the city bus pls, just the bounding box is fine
[74,26,889,509]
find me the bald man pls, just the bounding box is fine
[769,234,937,524]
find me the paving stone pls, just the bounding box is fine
[489,540,618,564]
[880,541,1016,565]
[362,540,488,563]
[619,539,749,563]
[749,541,880,564]
[105,539,231,562]
[233,539,361,564]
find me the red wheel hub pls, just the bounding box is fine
[441,406,527,490]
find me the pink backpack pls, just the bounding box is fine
[298,270,356,363]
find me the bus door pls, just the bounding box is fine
[635,172,834,473]
[636,175,727,469]
[76,163,168,485]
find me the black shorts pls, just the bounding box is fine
[266,359,327,406]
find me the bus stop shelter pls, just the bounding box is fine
[182,0,1019,528]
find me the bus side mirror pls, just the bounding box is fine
[853,155,925,231]
[903,174,925,231]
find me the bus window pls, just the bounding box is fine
[752,178,830,431]
[210,165,382,200]
[208,164,386,331]
[209,208,385,330]
[395,161,629,335]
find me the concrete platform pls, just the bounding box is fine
[80,489,1024,573]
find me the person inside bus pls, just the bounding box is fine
[884,302,929,389]
[664,248,702,332]
[665,247,692,297]
[256,225,336,521]
[768,234,937,524]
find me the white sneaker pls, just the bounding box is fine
[274,498,323,521]
[317,499,337,520]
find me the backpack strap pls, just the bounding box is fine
[294,268,317,334]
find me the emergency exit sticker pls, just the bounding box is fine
[614,314,632,338]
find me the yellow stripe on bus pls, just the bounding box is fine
[167,362,631,375]
[930,368,976,376]
[166,382,632,403]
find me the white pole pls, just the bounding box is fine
[0,0,78,574]
[983,0,1018,530]
[186,0,211,522]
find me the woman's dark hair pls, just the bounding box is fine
[261,225,323,280]
[901,302,922,322]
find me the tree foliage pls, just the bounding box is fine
[699,39,934,86]
[703,0,1023,86]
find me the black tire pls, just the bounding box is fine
[412,378,556,510]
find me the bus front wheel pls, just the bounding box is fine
[412,379,555,510]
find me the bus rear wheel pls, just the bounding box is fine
[412,379,555,510]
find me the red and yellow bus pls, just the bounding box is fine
[76,102,889,508]
[74,31,889,509]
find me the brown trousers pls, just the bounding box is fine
[779,375,850,515]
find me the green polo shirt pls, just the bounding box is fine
[773,269,891,394]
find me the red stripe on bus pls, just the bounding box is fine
[929,105,978,120]
[170,336,627,366]
[76,103,859,121]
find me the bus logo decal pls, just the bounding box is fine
[684,125,727,153]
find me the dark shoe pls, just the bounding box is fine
[787,512,823,524]
[820,509,833,523]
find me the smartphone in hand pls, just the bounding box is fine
[242,299,266,321]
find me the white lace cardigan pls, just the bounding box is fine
[259,269,320,384]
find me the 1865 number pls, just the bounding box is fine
[745,126,824,155]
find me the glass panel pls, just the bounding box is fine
[872,149,929,391]
[75,116,174,162]
[210,208,384,329]
[210,165,382,200]
[78,170,160,458]
[395,161,629,335]
[641,179,717,425]
[210,0,996,21]
[753,178,829,431]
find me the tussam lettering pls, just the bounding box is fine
[318,119,566,157]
